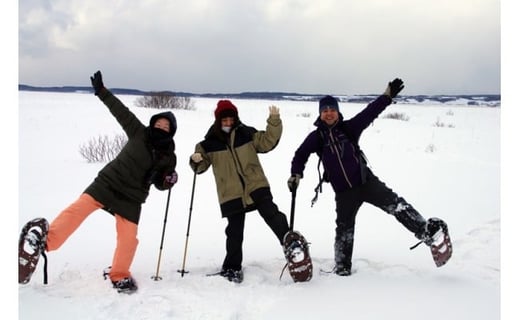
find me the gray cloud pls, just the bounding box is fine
[18,0,501,95]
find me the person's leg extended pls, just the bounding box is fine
[251,188,289,244]
[363,171,426,237]
[46,193,103,251]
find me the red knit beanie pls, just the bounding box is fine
[214,100,238,120]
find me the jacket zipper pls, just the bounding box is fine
[227,132,246,189]
[327,130,353,188]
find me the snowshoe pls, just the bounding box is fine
[412,218,453,267]
[112,277,138,294]
[19,217,49,284]
[282,230,313,282]
[425,218,453,267]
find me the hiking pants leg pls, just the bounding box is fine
[110,214,138,282]
[223,212,245,271]
[362,171,426,236]
[46,193,103,251]
[250,190,290,244]
[334,188,362,270]
[256,200,290,245]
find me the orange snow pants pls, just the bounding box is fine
[46,193,139,282]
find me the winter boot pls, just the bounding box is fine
[413,218,453,267]
[112,277,138,294]
[334,226,354,276]
[219,268,244,283]
[333,264,352,276]
[103,266,138,294]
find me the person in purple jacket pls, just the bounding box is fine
[287,78,451,276]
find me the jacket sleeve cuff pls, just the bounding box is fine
[267,114,281,125]
[97,87,111,101]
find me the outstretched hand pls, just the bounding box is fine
[384,78,404,98]
[269,105,280,116]
[90,71,105,96]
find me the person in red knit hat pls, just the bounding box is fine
[189,99,309,283]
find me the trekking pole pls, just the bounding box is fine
[279,187,299,280]
[289,188,297,231]
[151,187,172,281]
[178,172,197,277]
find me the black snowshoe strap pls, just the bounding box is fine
[103,266,112,280]
[311,158,325,207]
[410,218,446,250]
[279,263,289,280]
[311,178,324,207]
[42,251,48,284]
[409,241,423,250]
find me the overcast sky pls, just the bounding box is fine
[18,0,501,95]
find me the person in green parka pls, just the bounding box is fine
[21,70,178,293]
[189,100,300,283]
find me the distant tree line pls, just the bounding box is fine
[135,92,195,110]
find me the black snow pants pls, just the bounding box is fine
[334,169,427,270]
[222,187,290,271]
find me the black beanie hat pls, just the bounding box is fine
[319,95,339,113]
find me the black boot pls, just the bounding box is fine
[219,268,244,283]
[334,226,354,276]
[112,277,138,293]
[417,218,448,246]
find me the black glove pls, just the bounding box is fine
[287,174,301,192]
[90,70,105,96]
[384,78,404,98]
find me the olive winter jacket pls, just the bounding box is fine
[190,114,281,217]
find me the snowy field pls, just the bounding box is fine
[16,91,501,319]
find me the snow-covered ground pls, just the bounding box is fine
[17,91,501,319]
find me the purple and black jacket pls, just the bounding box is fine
[290,95,392,193]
